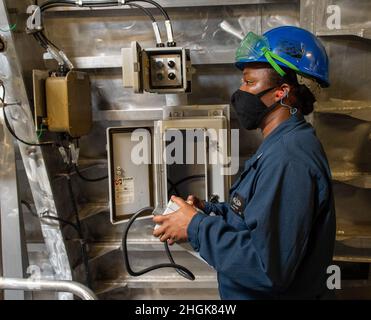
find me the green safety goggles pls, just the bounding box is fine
[236,32,300,77]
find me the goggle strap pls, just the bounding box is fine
[263,50,286,77]
[262,47,300,77]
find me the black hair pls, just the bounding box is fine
[266,67,316,115]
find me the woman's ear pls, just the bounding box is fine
[275,84,290,99]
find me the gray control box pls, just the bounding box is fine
[122,42,192,94]
[107,126,154,224]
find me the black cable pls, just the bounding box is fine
[41,215,80,233]
[21,198,91,287]
[33,32,48,49]
[166,174,206,276]
[167,178,180,197]
[2,103,55,147]
[168,174,206,195]
[66,173,83,234]
[125,0,170,20]
[21,200,39,217]
[0,85,56,147]
[21,161,92,287]
[66,172,92,288]
[41,0,169,20]
[40,1,75,11]
[122,207,195,280]
[127,3,156,22]
[38,30,62,51]
[35,31,68,72]
[74,163,108,182]
[164,240,194,280]
[41,2,112,11]
[40,1,158,25]
[21,200,79,233]
[71,137,108,182]
[35,0,168,57]
[40,0,167,22]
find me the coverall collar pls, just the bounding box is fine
[247,112,306,168]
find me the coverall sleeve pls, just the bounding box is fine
[203,202,229,217]
[187,160,315,292]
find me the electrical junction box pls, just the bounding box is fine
[33,69,49,132]
[41,70,92,138]
[122,41,192,94]
[154,117,229,209]
[107,105,233,225]
[45,71,92,138]
[107,126,154,224]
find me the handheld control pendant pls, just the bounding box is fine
[154,199,180,230]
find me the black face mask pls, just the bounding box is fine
[231,87,279,130]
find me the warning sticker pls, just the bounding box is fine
[115,177,134,205]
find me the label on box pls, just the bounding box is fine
[115,177,134,205]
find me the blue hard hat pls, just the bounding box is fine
[235,26,330,87]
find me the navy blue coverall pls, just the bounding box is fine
[187,112,336,299]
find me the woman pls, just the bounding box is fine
[153,26,336,300]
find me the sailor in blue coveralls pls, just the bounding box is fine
[153,26,336,300]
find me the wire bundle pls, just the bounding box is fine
[29,0,175,67]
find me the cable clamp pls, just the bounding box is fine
[69,142,80,165]
[75,0,83,6]
[58,146,70,164]
[165,20,176,46]
[152,22,162,45]
[118,0,127,5]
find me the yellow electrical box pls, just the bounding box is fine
[45,71,92,138]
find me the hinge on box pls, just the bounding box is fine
[208,110,223,117]
[168,111,184,118]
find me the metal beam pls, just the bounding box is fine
[0,0,73,300]
[316,28,371,40]
[70,52,234,69]
[41,0,294,12]
[93,109,163,121]
[0,109,28,300]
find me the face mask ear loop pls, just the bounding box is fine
[290,107,298,115]
[280,91,298,115]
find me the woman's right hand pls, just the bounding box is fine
[186,195,205,211]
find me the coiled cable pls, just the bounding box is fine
[122,207,195,281]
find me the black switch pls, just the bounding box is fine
[168,72,176,80]
[155,61,164,69]
[168,60,176,68]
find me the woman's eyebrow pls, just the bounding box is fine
[242,72,257,80]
